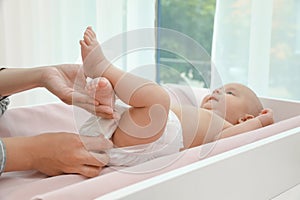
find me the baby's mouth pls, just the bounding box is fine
[207,96,218,102]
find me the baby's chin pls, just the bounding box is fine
[200,100,211,109]
[201,101,216,111]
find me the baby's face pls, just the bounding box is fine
[201,83,261,124]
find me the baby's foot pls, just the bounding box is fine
[80,26,110,78]
[85,77,115,110]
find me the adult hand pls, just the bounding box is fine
[4,132,113,177]
[42,64,114,117]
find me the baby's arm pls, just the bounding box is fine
[216,109,274,140]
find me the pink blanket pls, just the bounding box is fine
[0,86,299,199]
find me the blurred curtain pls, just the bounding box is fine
[212,0,300,101]
[0,0,155,107]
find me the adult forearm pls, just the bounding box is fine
[0,67,44,96]
[2,136,35,172]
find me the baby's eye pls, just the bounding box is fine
[226,91,234,95]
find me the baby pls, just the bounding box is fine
[79,26,274,166]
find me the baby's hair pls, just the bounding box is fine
[244,85,263,117]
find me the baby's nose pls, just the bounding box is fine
[213,88,223,94]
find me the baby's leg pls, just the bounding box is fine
[80,27,170,148]
[85,77,115,109]
[80,26,110,78]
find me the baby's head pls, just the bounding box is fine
[201,83,263,125]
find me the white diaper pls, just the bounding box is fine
[79,103,128,139]
[79,102,183,167]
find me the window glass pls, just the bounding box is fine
[157,0,216,87]
[269,0,300,100]
[212,0,300,101]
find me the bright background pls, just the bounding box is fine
[0,0,299,108]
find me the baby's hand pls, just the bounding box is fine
[257,108,274,127]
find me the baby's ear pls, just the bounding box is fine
[238,114,255,124]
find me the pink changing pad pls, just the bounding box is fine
[0,85,299,200]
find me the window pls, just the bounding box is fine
[213,0,300,101]
[269,0,300,100]
[156,0,216,88]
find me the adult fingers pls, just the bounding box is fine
[78,150,110,166]
[95,112,114,119]
[77,165,103,178]
[90,152,110,166]
[60,164,102,178]
[90,105,114,115]
[71,150,110,177]
[77,102,114,118]
[72,91,99,106]
[94,105,114,116]
[80,134,113,152]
